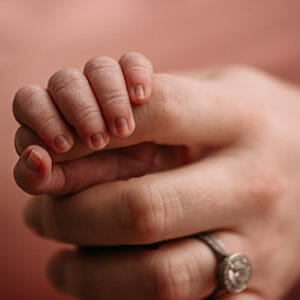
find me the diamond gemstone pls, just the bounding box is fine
[220,253,251,293]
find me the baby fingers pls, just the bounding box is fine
[48,68,110,150]
[119,51,153,103]
[13,85,75,153]
[14,143,159,196]
[13,52,153,154]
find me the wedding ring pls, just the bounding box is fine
[196,232,252,295]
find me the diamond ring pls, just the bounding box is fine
[196,232,252,296]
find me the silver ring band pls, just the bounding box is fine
[196,232,252,296]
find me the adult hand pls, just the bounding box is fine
[17,67,300,299]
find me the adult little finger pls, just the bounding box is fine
[46,238,217,300]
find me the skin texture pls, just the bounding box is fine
[14,65,300,299]
[13,52,153,153]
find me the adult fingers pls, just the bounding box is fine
[23,152,260,246]
[46,236,260,300]
[126,73,255,148]
[13,85,74,153]
[119,51,153,103]
[46,238,217,300]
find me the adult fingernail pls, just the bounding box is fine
[46,252,69,292]
[53,135,70,152]
[113,117,130,136]
[90,132,107,150]
[133,84,145,100]
[26,149,43,171]
[23,199,44,236]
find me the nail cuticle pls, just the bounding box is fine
[53,135,70,152]
[90,132,106,150]
[134,84,145,100]
[113,117,130,136]
[26,149,43,171]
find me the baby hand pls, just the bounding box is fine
[13,52,153,153]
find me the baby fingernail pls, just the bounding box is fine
[53,135,70,152]
[134,84,145,100]
[90,132,107,150]
[26,149,43,171]
[113,117,130,136]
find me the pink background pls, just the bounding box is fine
[1,1,299,299]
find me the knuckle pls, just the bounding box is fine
[215,64,272,86]
[209,64,254,78]
[73,105,100,127]
[127,62,153,74]
[254,171,282,202]
[225,64,262,76]
[13,84,43,119]
[148,254,193,300]
[245,162,285,213]
[119,181,166,243]
[37,114,61,133]
[48,68,83,94]
[84,56,117,75]
[100,89,128,106]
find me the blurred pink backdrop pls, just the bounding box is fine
[0,1,299,299]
